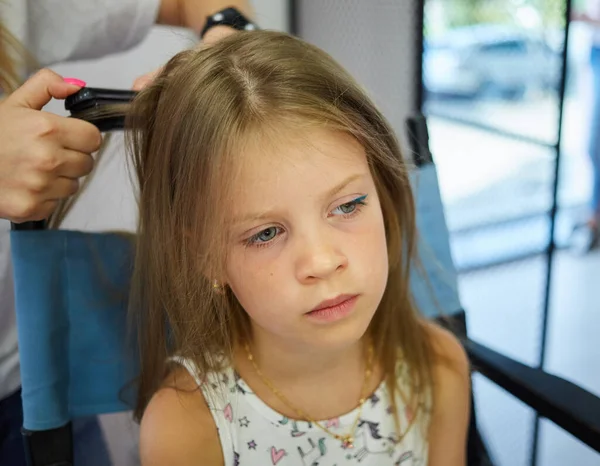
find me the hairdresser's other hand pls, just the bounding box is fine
[0,69,100,223]
[131,25,239,91]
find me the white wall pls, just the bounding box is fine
[296,0,419,156]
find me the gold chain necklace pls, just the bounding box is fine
[243,343,374,449]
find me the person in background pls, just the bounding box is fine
[0,1,253,464]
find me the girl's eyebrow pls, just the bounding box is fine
[324,173,364,201]
[233,173,365,226]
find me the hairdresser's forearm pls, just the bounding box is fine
[157,0,254,33]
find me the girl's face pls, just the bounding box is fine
[225,127,389,352]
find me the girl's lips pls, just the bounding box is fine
[311,294,356,312]
[306,295,359,323]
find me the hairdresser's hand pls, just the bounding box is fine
[0,69,101,223]
[135,0,254,91]
[134,0,254,90]
[132,26,239,91]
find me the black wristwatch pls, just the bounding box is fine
[200,7,258,39]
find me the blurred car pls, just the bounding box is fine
[423,25,561,100]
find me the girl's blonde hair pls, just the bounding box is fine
[125,30,435,432]
[0,12,38,94]
[0,20,24,92]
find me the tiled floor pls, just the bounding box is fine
[92,249,600,465]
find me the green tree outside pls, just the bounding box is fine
[432,0,568,30]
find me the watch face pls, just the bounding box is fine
[202,7,257,38]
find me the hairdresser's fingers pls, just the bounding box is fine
[37,199,60,221]
[20,199,60,223]
[132,68,162,91]
[16,168,80,198]
[54,113,102,154]
[6,68,84,111]
[43,176,80,200]
[201,25,239,45]
[52,149,95,179]
[5,193,60,224]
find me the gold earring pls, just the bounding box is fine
[212,280,224,294]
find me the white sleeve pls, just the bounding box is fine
[25,0,161,66]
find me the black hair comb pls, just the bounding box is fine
[65,87,138,131]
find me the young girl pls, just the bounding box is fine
[127,30,470,465]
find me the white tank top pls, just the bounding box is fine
[172,356,430,466]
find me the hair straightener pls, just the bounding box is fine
[12,88,139,231]
[65,87,138,131]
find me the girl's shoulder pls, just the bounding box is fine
[139,366,223,466]
[423,320,470,376]
[422,321,471,466]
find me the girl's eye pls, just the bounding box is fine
[245,226,282,247]
[330,195,368,218]
[257,227,277,242]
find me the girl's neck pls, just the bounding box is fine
[232,333,383,421]
[244,332,365,383]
